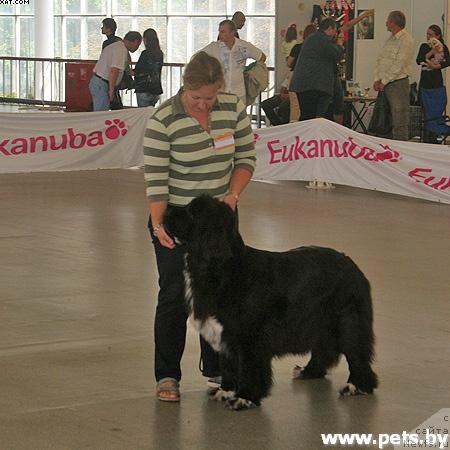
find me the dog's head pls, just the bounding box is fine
[164,195,238,262]
[428,37,443,51]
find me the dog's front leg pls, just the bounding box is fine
[225,348,272,411]
[209,353,237,402]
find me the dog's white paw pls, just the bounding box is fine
[339,383,369,396]
[209,388,236,402]
[225,397,257,411]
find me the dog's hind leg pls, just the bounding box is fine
[294,348,341,380]
[338,311,378,396]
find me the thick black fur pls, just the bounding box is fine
[164,195,378,410]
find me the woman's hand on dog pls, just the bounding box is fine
[157,226,176,249]
[223,194,238,211]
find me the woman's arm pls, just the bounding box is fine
[149,200,175,249]
[341,9,374,33]
[224,167,253,210]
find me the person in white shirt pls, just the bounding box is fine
[89,31,142,111]
[373,11,414,141]
[202,20,266,104]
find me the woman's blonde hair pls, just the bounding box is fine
[183,51,224,90]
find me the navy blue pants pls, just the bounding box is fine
[150,218,220,382]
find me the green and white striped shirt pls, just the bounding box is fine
[143,89,256,206]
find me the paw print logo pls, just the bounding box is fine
[104,119,128,140]
[375,145,400,162]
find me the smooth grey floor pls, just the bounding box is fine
[0,169,449,450]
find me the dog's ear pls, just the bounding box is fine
[163,206,193,244]
[188,196,236,265]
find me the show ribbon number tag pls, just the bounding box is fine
[213,133,234,150]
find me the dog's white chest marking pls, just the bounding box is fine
[183,258,225,353]
[194,316,224,352]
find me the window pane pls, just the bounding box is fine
[137,0,167,14]
[192,17,221,52]
[193,0,225,14]
[115,17,133,39]
[87,17,103,60]
[0,4,15,14]
[19,60,34,98]
[254,0,275,14]
[0,17,15,56]
[228,0,246,15]
[168,17,187,63]
[114,0,132,15]
[54,17,62,57]
[18,3,33,14]
[20,17,34,57]
[65,0,81,14]
[249,17,274,65]
[136,17,167,54]
[66,18,81,58]
[86,0,106,14]
[168,0,187,14]
[54,0,62,15]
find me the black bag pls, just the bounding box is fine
[110,90,123,110]
[368,92,392,136]
[117,70,134,90]
[134,70,163,95]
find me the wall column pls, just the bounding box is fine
[34,0,54,58]
[34,0,54,102]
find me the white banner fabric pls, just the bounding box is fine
[0,108,152,174]
[253,118,450,205]
[1,112,449,205]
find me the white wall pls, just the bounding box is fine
[274,0,447,94]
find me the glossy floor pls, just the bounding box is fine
[1,169,448,450]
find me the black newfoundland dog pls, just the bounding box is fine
[164,195,378,410]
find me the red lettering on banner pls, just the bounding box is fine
[68,128,86,149]
[10,138,27,155]
[268,139,282,164]
[408,168,450,192]
[294,136,307,159]
[0,119,128,158]
[30,136,48,153]
[267,135,401,165]
[0,139,10,156]
[50,135,68,150]
[86,131,104,147]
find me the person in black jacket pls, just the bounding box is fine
[134,28,164,107]
[416,24,450,90]
[290,18,344,121]
[416,24,449,142]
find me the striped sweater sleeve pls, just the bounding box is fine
[143,115,170,202]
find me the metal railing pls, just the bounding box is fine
[0,56,274,126]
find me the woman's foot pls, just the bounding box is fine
[156,377,180,402]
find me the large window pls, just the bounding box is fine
[0,4,33,57]
[52,0,275,65]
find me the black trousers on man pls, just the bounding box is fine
[297,90,333,121]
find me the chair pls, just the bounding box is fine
[420,87,450,144]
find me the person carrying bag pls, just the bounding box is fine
[134,28,164,107]
[368,91,392,136]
